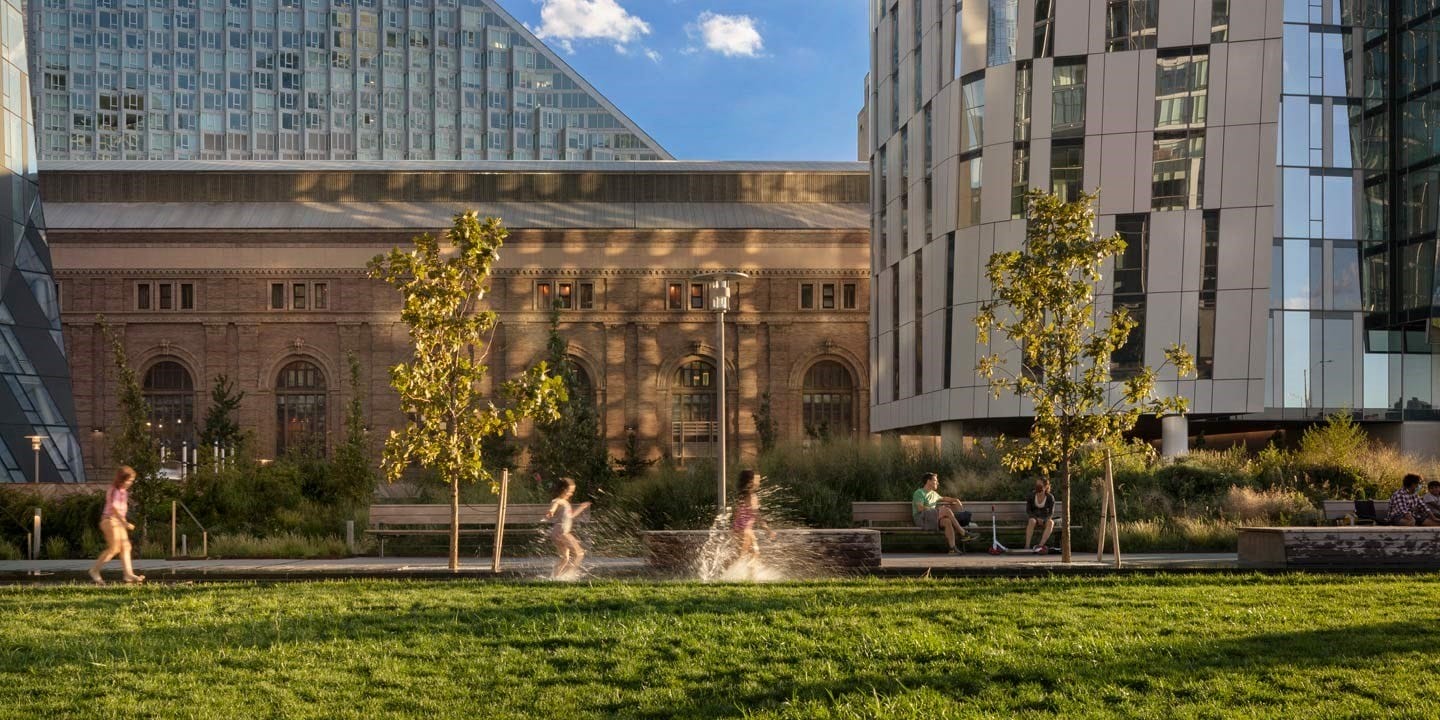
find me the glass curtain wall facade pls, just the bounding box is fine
[27,0,670,161]
[0,0,84,481]
[868,0,1280,437]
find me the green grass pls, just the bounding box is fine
[0,575,1435,719]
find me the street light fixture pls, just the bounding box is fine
[692,270,750,513]
[23,435,45,483]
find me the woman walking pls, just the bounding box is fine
[88,466,144,585]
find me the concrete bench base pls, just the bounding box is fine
[642,529,881,575]
[1238,526,1440,569]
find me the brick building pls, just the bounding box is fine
[41,161,870,474]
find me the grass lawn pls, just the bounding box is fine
[0,575,1435,719]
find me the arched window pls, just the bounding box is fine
[276,360,326,457]
[566,356,594,404]
[671,359,717,459]
[803,360,855,438]
[143,360,195,453]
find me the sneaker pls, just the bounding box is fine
[1032,546,1043,554]
[947,546,962,555]
[1037,547,1048,555]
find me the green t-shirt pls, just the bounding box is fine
[912,488,940,524]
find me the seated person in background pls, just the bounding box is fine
[912,472,974,554]
[1024,478,1056,554]
[1386,473,1425,526]
[1419,481,1440,527]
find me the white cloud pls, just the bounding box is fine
[693,11,763,57]
[645,48,662,63]
[533,0,651,52]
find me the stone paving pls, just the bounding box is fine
[0,551,1239,583]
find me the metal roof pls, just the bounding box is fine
[40,160,869,174]
[45,201,870,231]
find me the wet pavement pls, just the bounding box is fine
[0,551,1241,584]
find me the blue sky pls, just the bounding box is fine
[504,0,870,161]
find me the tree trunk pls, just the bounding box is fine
[449,476,460,572]
[1061,454,1072,563]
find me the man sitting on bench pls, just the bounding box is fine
[912,472,975,554]
[1386,474,1428,526]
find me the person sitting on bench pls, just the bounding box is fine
[912,472,974,553]
[1421,481,1440,526]
[1024,478,1056,554]
[1386,474,1426,526]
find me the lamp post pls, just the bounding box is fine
[23,435,45,483]
[1304,359,1334,416]
[692,271,749,513]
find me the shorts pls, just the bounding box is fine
[1028,514,1054,523]
[918,508,941,531]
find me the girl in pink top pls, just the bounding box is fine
[728,470,774,577]
[89,466,144,585]
[545,477,590,579]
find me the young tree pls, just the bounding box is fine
[198,374,245,452]
[975,191,1193,562]
[368,211,564,571]
[328,351,377,508]
[529,306,615,494]
[752,392,779,454]
[612,427,655,480]
[99,318,164,536]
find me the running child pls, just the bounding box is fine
[545,477,590,579]
[728,469,774,577]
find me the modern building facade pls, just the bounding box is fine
[0,0,85,482]
[868,0,1440,452]
[27,0,670,162]
[42,161,869,473]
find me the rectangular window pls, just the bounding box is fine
[1106,0,1157,52]
[158,283,173,310]
[914,253,924,396]
[801,283,815,310]
[1051,140,1084,203]
[892,268,900,401]
[578,282,594,310]
[1033,0,1054,58]
[270,282,284,309]
[961,75,985,152]
[180,282,195,310]
[1197,210,1219,379]
[1211,0,1229,43]
[944,232,955,389]
[137,282,151,310]
[822,283,837,310]
[1052,59,1086,137]
[667,282,683,310]
[557,282,573,309]
[959,157,983,227]
[292,282,307,310]
[1014,60,1032,142]
[1113,214,1149,296]
[689,283,705,310]
[1012,145,1030,219]
[1152,131,1206,211]
[1112,213,1149,378]
[843,283,858,310]
[535,281,553,310]
[313,282,327,310]
[1155,50,1208,130]
[986,0,1017,67]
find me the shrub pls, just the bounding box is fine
[0,543,20,560]
[208,532,357,559]
[1220,486,1317,524]
[43,536,70,559]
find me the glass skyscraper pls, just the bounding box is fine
[0,0,84,482]
[867,0,1440,451]
[26,0,670,161]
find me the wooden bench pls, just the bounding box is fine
[367,503,558,557]
[1321,500,1390,526]
[852,501,1068,546]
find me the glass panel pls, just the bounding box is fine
[137,282,150,309]
[578,282,594,309]
[1052,61,1086,136]
[1051,142,1083,203]
[822,284,836,310]
[292,282,306,310]
[961,76,985,152]
[1152,132,1205,211]
[986,0,1017,67]
[181,282,195,310]
[667,282,682,309]
[800,283,814,309]
[557,282,573,309]
[158,283,173,310]
[271,282,284,309]
[312,282,327,309]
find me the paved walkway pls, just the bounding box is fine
[0,551,1239,583]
